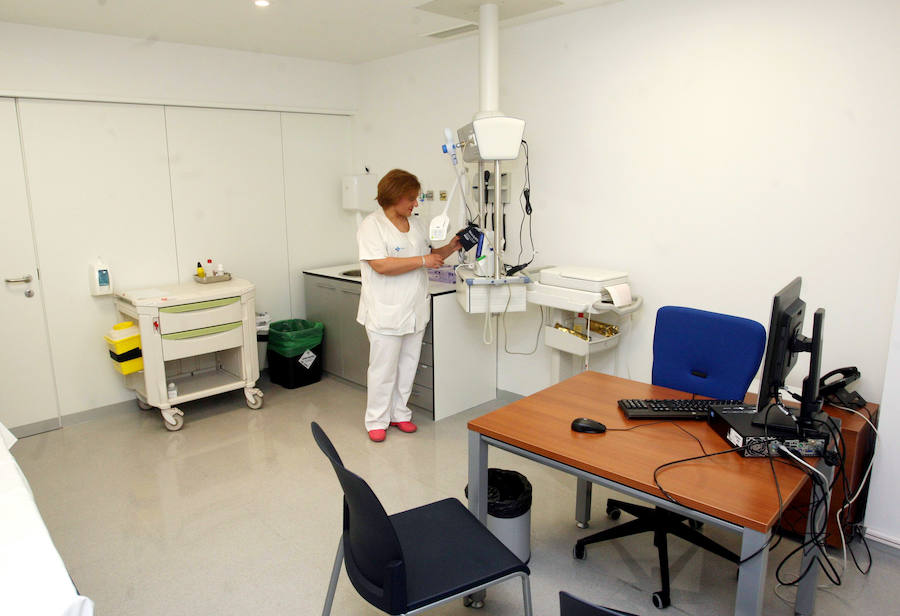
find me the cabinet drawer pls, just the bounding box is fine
[409,384,434,412]
[419,341,433,366]
[162,322,243,360]
[413,362,433,389]
[159,297,242,334]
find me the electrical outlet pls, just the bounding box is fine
[425,190,434,201]
[439,190,448,201]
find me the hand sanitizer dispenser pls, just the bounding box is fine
[90,258,112,296]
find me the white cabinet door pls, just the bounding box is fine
[165,107,291,321]
[0,98,60,433]
[17,100,177,416]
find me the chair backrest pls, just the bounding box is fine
[559,591,638,616]
[652,306,766,400]
[311,422,407,613]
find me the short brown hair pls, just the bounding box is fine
[376,169,421,208]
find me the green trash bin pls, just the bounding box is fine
[267,319,324,389]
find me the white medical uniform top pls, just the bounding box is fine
[357,207,431,335]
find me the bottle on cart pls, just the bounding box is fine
[216,263,225,276]
[573,313,587,335]
[196,261,205,278]
[206,259,213,276]
[167,382,177,400]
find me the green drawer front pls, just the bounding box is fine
[159,297,240,313]
[161,321,241,340]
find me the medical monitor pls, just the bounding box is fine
[752,277,828,437]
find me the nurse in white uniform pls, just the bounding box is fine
[357,169,461,442]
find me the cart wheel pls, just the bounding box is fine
[162,409,184,431]
[607,507,621,520]
[137,399,153,410]
[463,596,473,607]
[246,394,263,410]
[244,387,264,409]
[689,519,703,531]
[573,544,586,560]
[651,590,670,609]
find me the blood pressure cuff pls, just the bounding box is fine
[456,224,482,251]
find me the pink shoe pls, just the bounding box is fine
[390,421,418,433]
[368,429,386,442]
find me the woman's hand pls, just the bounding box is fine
[423,253,444,268]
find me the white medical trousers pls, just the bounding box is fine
[364,328,425,431]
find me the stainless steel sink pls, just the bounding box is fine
[341,269,362,278]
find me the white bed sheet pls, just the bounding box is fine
[1,422,94,616]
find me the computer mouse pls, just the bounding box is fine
[571,417,607,434]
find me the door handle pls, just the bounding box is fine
[5,274,32,284]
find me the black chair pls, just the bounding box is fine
[312,422,533,615]
[574,306,766,609]
[559,591,638,616]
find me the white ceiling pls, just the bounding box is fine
[0,0,620,64]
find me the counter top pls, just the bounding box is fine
[303,264,456,296]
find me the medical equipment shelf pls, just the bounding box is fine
[527,285,642,383]
[543,326,620,357]
[114,278,263,431]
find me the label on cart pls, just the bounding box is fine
[298,349,317,369]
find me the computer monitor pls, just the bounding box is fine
[752,277,829,437]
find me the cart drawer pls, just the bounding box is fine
[161,322,243,360]
[413,362,434,389]
[159,297,242,334]
[409,384,434,412]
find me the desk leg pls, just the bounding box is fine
[467,430,488,523]
[466,430,489,606]
[795,459,835,616]
[576,478,592,528]
[735,527,769,616]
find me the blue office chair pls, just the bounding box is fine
[575,306,765,609]
[312,422,533,615]
[559,591,638,616]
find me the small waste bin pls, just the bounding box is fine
[267,319,324,389]
[465,468,532,563]
[256,312,272,371]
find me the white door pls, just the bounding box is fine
[0,98,60,434]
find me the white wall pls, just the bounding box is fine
[352,0,900,401]
[863,271,900,546]
[0,21,359,421]
[9,99,354,419]
[0,21,357,113]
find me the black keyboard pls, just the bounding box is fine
[618,398,745,420]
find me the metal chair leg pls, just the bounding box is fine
[322,540,343,616]
[519,572,534,616]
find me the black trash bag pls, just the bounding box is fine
[465,468,532,519]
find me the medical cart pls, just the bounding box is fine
[114,278,263,431]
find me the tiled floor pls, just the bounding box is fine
[11,374,898,615]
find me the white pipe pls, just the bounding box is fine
[478,3,499,116]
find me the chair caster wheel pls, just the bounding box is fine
[652,591,670,609]
[607,507,621,520]
[689,519,703,531]
[463,596,484,609]
[576,521,589,529]
[573,544,586,560]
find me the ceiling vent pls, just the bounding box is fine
[424,23,479,39]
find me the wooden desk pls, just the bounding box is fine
[467,372,832,616]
